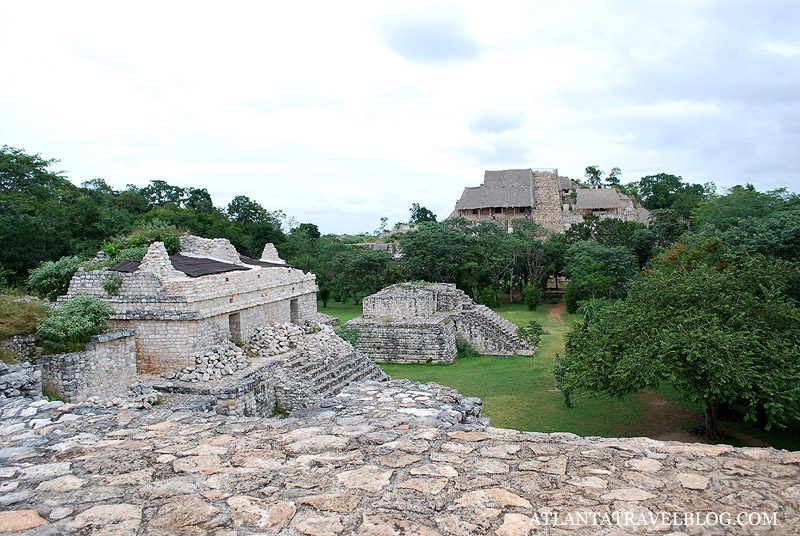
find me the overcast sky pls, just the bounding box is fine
[2,1,798,234]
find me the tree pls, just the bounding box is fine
[692,185,799,232]
[584,166,604,186]
[409,203,437,224]
[0,145,72,196]
[400,222,472,286]
[563,240,638,301]
[606,167,621,187]
[558,239,800,439]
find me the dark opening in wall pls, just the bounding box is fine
[229,313,241,340]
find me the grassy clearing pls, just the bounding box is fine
[317,300,363,325]
[381,301,800,449]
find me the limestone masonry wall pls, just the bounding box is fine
[348,316,458,364]
[2,380,797,535]
[39,328,138,403]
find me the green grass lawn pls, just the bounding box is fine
[380,301,800,449]
[317,300,363,324]
[381,302,656,436]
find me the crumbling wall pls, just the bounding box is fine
[39,329,138,403]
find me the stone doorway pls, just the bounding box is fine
[229,312,241,341]
[290,299,299,324]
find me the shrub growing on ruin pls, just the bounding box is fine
[27,256,83,299]
[36,294,114,353]
[456,336,480,359]
[101,274,123,295]
[334,325,360,347]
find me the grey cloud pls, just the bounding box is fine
[469,112,524,134]
[375,14,482,64]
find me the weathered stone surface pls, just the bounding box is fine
[676,472,710,490]
[0,509,48,532]
[227,496,295,531]
[0,381,798,535]
[71,503,142,533]
[295,514,344,536]
[337,465,393,491]
[298,493,361,513]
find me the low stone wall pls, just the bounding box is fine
[39,329,138,403]
[0,335,42,364]
[346,316,457,364]
[152,360,277,417]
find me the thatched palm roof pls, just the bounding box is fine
[575,188,626,210]
[454,169,535,210]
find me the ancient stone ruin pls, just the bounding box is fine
[345,283,532,364]
[38,235,387,414]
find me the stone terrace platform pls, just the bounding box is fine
[1,380,799,535]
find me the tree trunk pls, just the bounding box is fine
[704,399,719,440]
[509,269,514,303]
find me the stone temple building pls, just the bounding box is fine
[62,236,318,375]
[450,168,648,232]
[345,283,532,364]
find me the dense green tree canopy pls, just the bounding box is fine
[558,239,800,439]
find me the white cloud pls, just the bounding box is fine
[1,0,798,234]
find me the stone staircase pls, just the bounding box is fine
[455,303,531,356]
[276,347,388,407]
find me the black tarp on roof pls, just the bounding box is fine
[110,255,250,278]
[239,255,291,268]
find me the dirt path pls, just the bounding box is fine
[545,302,566,321]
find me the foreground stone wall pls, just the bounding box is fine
[0,380,797,535]
[38,329,138,403]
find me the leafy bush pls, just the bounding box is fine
[334,325,361,347]
[456,336,480,359]
[27,256,83,299]
[522,283,541,310]
[36,295,114,353]
[102,219,182,258]
[516,320,546,347]
[478,286,498,308]
[115,246,148,261]
[563,282,581,314]
[102,274,123,295]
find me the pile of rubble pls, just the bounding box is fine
[84,382,162,409]
[249,323,307,356]
[293,323,358,360]
[161,339,249,382]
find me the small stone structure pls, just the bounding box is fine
[346,283,532,363]
[63,235,317,374]
[147,322,388,416]
[37,235,387,412]
[38,329,138,403]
